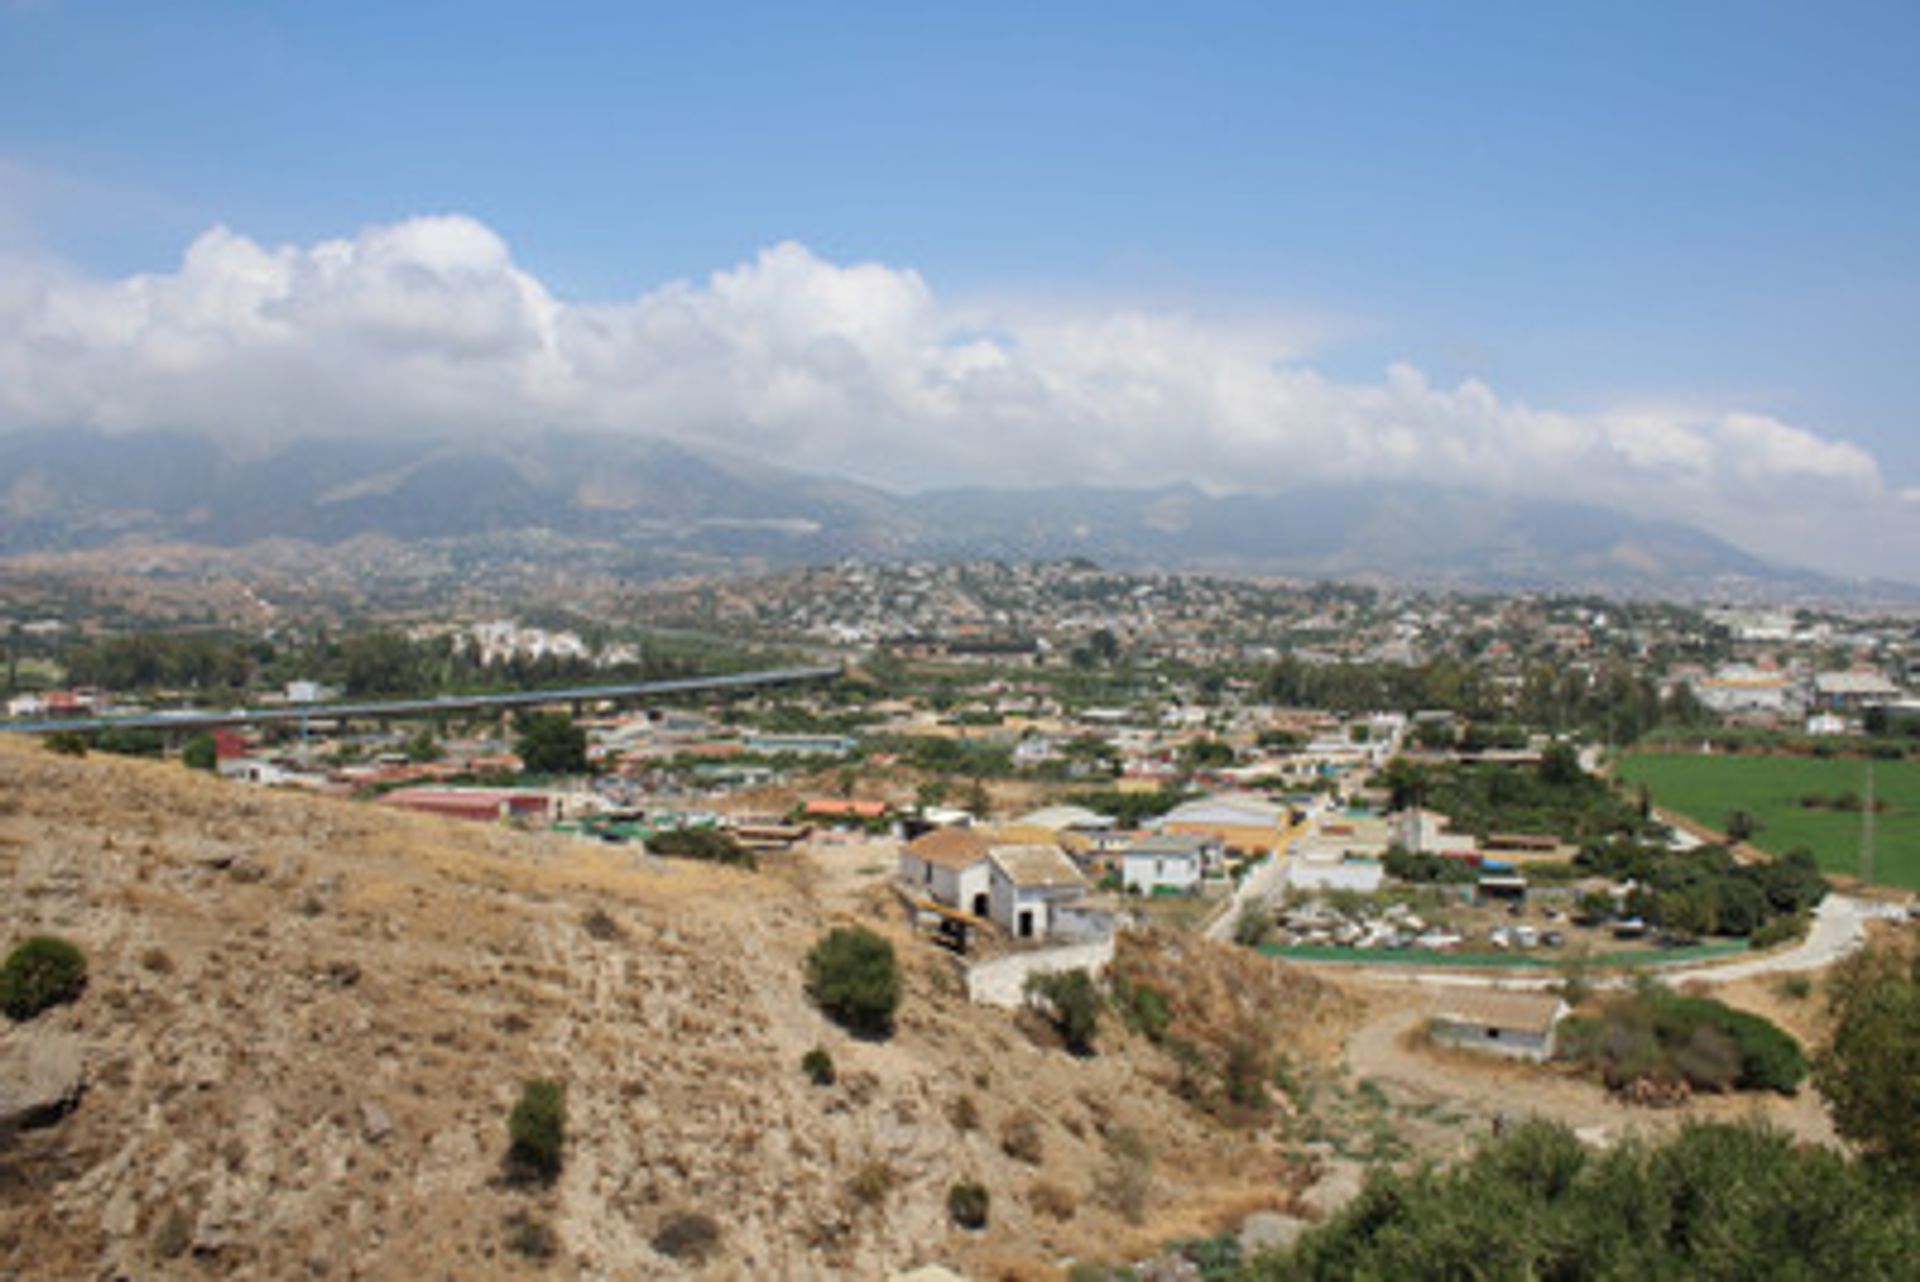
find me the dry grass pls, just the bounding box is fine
[0,736,1344,1278]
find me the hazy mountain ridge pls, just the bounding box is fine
[0,427,1886,599]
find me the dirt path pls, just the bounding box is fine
[1338,989,1836,1151]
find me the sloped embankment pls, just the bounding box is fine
[0,740,1351,1278]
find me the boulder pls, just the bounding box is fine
[359,1100,393,1144]
[1296,1158,1365,1221]
[0,1031,86,1135]
[1239,1210,1308,1255]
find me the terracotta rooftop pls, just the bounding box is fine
[904,826,993,870]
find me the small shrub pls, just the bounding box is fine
[1777,974,1814,1001]
[503,1211,557,1260]
[43,731,87,757]
[1095,1127,1153,1224]
[947,1180,990,1229]
[1000,1112,1045,1165]
[1025,967,1101,1056]
[1116,977,1173,1043]
[506,1079,566,1183]
[0,935,87,1020]
[801,1046,836,1086]
[1029,1179,1077,1221]
[848,1159,896,1206]
[1233,904,1273,947]
[139,947,174,974]
[581,907,624,942]
[1221,1034,1272,1115]
[805,926,900,1038]
[651,1211,720,1263]
[948,1092,980,1131]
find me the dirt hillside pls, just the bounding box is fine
[0,739,1351,1280]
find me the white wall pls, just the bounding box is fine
[1431,1019,1556,1062]
[1285,860,1385,894]
[1119,853,1199,894]
[965,938,1116,1007]
[899,854,991,914]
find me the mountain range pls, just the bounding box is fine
[0,427,1883,600]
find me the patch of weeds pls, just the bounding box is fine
[1029,1180,1077,1221]
[1000,1112,1045,1165]
[503,1211,557,1261]
[847,1159,896,1207]
[581,907,624,942]
[1094,1127,1153,1225]
[652,1211,720,1264]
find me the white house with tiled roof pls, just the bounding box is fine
[898,827,995,918]
[987,844,1087,940]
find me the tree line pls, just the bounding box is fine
[55,629,707,699]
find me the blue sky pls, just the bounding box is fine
[2,2,1917,574]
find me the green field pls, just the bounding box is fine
[1617,752,1920,889]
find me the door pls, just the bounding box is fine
[1018,910,1035,939]
[972,892,989,918]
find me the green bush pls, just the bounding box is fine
[801,1046,835,1086]
[94,727,164,757]
[947,1180,990,1229]
[1116,977,1173,1043]
[1025,968,1101,1055]
[506,1078,566,1183]
[646,826,756,869]
[43,731,87,757]
[1560,987,1805,1094]
[181,732,218,771]
[1752,913,1811,949]
[0,935,87,1020]
[805,927,900,1038]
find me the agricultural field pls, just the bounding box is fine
[1617,752,1920,889]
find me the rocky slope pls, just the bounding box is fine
[0,740,1349,1279]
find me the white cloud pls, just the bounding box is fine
[0,213,1909,576]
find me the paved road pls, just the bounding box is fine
[1204,846,1290,941]
[1667,892,1899,984]
[0,664,843,734]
